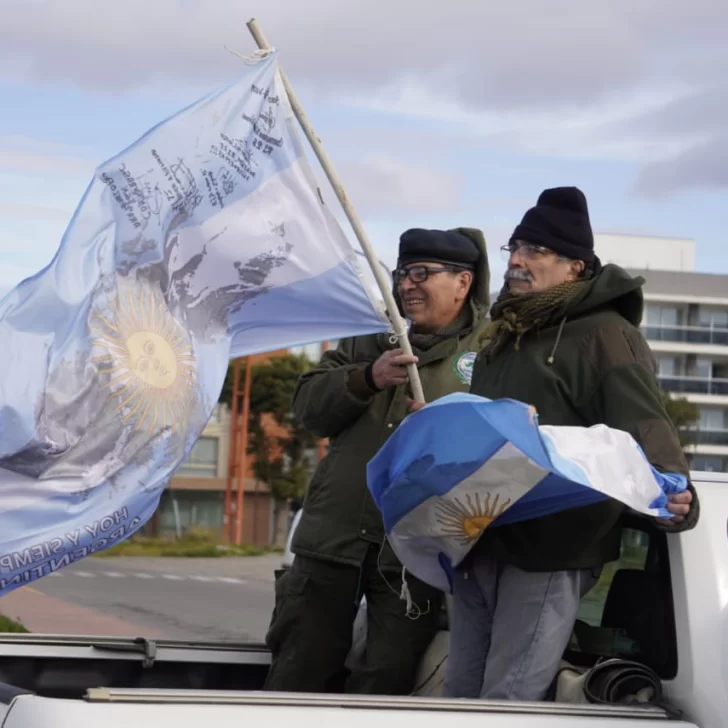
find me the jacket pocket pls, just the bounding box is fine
[267,570,311,650]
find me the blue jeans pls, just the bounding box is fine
[444,551,600,701]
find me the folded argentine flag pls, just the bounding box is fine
[366,393,687,592]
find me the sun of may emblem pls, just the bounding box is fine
[435,491,511,545]
[90,282,198,434]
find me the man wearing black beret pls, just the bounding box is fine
[264,226,492,695]
[439,186,699,701]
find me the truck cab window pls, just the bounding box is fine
[564,516,678,680]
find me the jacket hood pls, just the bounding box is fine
[392,226,491,322]
[566,263,645,325]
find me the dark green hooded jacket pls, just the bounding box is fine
[470,264,699,572]
[291,228,491,570]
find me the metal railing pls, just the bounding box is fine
[659,376,728,396]
[644,324,728,346]
[679,428,728,447]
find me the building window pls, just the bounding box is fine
[179,436,219,477]
[697,308,728,329]
[657,356,681,377]
[158,491,224,537]
[692,357,713,379]
[646,305,681,327]
[714,363,728,381]
[693,408,728,446]
[699,408,726,431]
[691,455,726,472]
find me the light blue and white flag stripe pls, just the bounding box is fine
[0,51,390,595]
[367,393,687,593]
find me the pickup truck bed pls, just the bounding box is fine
[0,635,683,727]
[0,471,725,727]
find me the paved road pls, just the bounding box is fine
[29,555,281,642]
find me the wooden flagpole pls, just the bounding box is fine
[245,18,425,403]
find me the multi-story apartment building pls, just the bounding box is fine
[597,234,728,473]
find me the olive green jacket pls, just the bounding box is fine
[291,228,491,570]
[470,264,699,572]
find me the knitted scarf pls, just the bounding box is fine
[483,280,588,358]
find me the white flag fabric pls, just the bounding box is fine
[367,393,687,592]
[0,51,390,595]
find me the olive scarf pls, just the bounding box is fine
[483,280,589,358]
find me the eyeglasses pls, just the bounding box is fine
[392,265,462,285]
[500,241,554,260]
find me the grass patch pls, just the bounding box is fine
[95,527,284,558]
[0,616,29,633]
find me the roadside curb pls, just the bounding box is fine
[0,586,162,637]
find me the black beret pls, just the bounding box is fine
[397,228,479,269]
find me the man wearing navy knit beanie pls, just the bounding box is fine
[442,186,699,701]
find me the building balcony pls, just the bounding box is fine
[644,325,728,347]
[659,376,728,396]
[680,428,728,447]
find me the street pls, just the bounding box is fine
[0,555,281,642]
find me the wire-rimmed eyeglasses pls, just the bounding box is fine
[500,241,555,260]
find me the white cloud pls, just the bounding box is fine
[2,0,726,192]
[0,0,723,105]
[325,157,462,219]
[0,136,94,177]
[0,201,73,223]
[340,82,700,164]
[633,134,728,197]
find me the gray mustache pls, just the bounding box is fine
[505,268,532,282]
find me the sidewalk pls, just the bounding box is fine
[0,586,162,637]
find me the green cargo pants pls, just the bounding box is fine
[263,545,443,695]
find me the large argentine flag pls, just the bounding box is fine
[367,393,687,592]
[0,51,390,595]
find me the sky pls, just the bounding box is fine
[1,0,727,299]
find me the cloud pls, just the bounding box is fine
[2,0,726,193]
[633,134,728,197]
[606,84,728,196]
[0,0,722,107]
[323,158,462,220]
[0,201,73,223]
[0,136,94,177]
[341,83,696,164]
